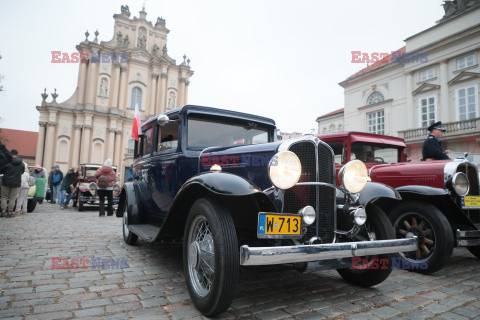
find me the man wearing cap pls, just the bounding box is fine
[422,121,451,161]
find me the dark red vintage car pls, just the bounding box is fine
[72,163,120,211]
[317,131,480,274]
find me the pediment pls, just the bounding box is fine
[448,71,480,85]
[129,50,151,63]
[412,82,440,96]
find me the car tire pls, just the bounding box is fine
[183,198,239,316]
[78,194,84,212]
[27,196,37,213]
[336,205,395,287]
[388,201,453,275]
[123,208,138,245]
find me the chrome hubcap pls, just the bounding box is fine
[187,216,215,297]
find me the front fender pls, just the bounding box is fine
[358,182,401,206]
[180,171,263,196]
[396,185,449,196]
[116,182,142,224]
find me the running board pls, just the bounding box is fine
[456,229,480,246]
[128,224,161,242]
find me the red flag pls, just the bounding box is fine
[131,103,141,141]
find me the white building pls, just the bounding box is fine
[325,0,480,161]
[316,108,344,133]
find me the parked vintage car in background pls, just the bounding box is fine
[28,166,47,206]
[72,163,120,211]
[317,131,480,274]
[117,106,418,316]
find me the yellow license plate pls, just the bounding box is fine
[462,196,480,207]
[258,213,301,236]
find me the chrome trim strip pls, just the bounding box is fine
[457,239,480,246]
[240,237,418,266]
[456,229,480,238]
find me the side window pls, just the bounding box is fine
[143,128,153,156]
[329,141,344,164]
[157,122,179,152]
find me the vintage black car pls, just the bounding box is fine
[117,106,418,316]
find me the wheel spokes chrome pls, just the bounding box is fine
[188,217,215,297]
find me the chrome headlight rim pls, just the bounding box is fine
[339,160,369,194]
[89,182,97,191]
[352,207,367,226]
[452,172,469,196]
[113,183,120,191]
[268,151,302,190]
[299,205,316,226]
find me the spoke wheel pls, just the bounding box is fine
[395,213,435,261]
[389,201,453,274]
[183,198,239,316]
[187,216,215,297]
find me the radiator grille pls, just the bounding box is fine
[283,140,335,243]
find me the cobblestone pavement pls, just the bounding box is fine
[0,203,479,320]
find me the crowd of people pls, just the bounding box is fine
[1,140,117,217]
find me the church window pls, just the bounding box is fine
[367,110,385,135]
[457,55,474,70]
[130,87,142,109]
[419,96,436,127]
[457,86,478,120]
[367,91,385,105]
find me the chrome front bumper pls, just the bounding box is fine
[457,229,480,246]
[240,237,418,266]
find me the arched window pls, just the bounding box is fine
[338,124,343,132]
[329,124,336,133]
[130,87,142,109]
[367,91,385,105]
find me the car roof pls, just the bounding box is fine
[142,105,276,129]
[316,131,406,148]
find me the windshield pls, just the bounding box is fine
[350,143,400,163]
[187,118,271,149]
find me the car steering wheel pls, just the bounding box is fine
[373,157,385,163]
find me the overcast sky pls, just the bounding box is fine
[0,0,444,134]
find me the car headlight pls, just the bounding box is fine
[299,205,315,226]
[113,183,120,191]
[268,151,302,189]
[89,182,97,191]
[339,160,369,194]
[352,207,367,226]
[452,172,469,196]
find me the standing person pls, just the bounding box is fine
[15,165,31,215]
[94,159,116,217]
[47,166,54,202]
[0,150,25,218]
[49,165,63,204]
[30,165,46,179]
[422,121,451,161]
[59,167,79,210]
[0,140,12,169]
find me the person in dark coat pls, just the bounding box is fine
[49,165,63,204]
[0,150,25,217]
[422,121,451,161]
[0,140,12,169]
[59,167,79,209]
[94,159,117,217]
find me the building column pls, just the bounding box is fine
[178,77,186,107]
[159,71,167,113]
[184,79,190,105]
[80,126,91,163]
[439,60,451,121]
[43,123,56,171]
[150,73,158,116]
[107,128,116,162]
[35,122,46,166]
[85,59,98,108]
[111,63,121,109]
[71,125,82,166]
[405,72,414,129]
[77,59,88,105]
[118,67,128,111]
[114,129,122,167]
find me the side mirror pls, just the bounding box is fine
[157,114,170,126]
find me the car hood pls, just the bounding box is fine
[368,160,450,189]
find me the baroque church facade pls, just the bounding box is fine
[35,5,193,182]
